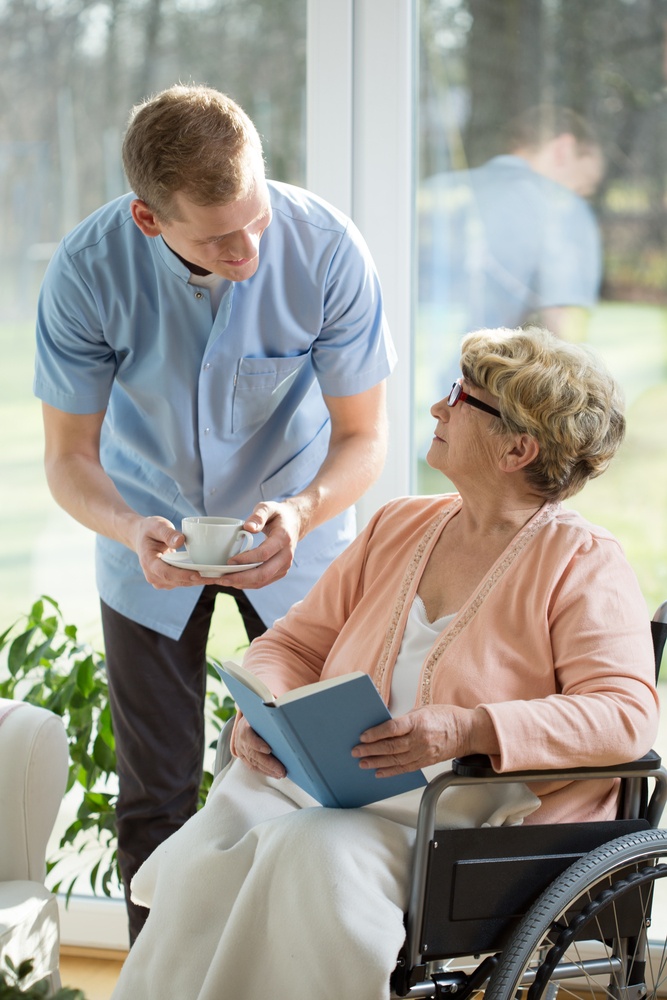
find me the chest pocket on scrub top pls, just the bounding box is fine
[232,352,311,433]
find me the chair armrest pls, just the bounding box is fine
[0,701,69,883]
[453,749,663,780]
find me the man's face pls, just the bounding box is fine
[567,146,605,198]
[157,165,272,281]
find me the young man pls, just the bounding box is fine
[34,84,396,940]
[417,106,604,448]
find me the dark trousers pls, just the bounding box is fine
[101,588,266,944]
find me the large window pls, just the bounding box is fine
[1,0,665,953]
[415,0,667,614]
[0,0,308,949]
[0,0,307,642]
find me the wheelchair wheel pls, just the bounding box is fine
[485,827,667,1000]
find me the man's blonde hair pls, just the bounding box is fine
[460,327,625,501]
[504,105,600,156]
[122,84,264,221]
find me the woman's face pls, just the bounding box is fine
[426,378,504,482]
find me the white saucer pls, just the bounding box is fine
[160,551,262,578]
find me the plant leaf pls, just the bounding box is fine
[92,733,116,772]
[75,656,96,697]
[7,627,36,676]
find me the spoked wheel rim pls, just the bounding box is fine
[486,830,667,1000]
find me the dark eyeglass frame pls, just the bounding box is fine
[447,380,502,420]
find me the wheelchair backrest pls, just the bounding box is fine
[419,818,649,959]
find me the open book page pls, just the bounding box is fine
[217,662,427,807]
[220,660,273,702]
[221,660,367,706]
[275,672,367,705]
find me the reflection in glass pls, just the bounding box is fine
[416,0,667,615]
[418,104,604,448]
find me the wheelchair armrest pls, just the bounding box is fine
[404,749,667,976]
[453,749,663,779]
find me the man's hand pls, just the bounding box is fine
[233,715,286,778]
[133,516,220,590]
[219,499,305,590]
[124,502,304,592]
[351,704,498,777]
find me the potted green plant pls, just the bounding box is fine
[0,596,236,898]
[0,958,85,999]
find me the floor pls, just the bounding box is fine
[59,948,126,1000]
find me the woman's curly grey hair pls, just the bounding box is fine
[460,326,625,501]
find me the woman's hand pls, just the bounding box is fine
[351,704,498,777]
[233,715,287,779]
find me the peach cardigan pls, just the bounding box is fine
[242,495,660,823]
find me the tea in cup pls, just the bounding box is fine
[181,516,253,566]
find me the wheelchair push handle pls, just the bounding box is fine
[652,599,667,681]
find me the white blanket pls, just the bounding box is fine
[111,760,539,1000]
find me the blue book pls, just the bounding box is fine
[216,661,427,808]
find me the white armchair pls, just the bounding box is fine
[0,699,69,992]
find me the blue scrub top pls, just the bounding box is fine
[415,155,602,446]
[420,155,602,329]
[34,181,397,638]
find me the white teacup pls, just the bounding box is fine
[182,516,253,566]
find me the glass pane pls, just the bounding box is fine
[0,0,307,640]
[416,0,667,608]
[1,1,307,918]
[416,1,667,750]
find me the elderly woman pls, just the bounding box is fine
[112,327,659,1000]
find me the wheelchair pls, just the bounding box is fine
[214,599,667,1000]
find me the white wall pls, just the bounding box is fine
[307,0,416,523]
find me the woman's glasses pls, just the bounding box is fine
[447,380,502,420]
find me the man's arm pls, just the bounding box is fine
[42,403,204,590]
[223,381,389,589]
[284,382,388,536]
